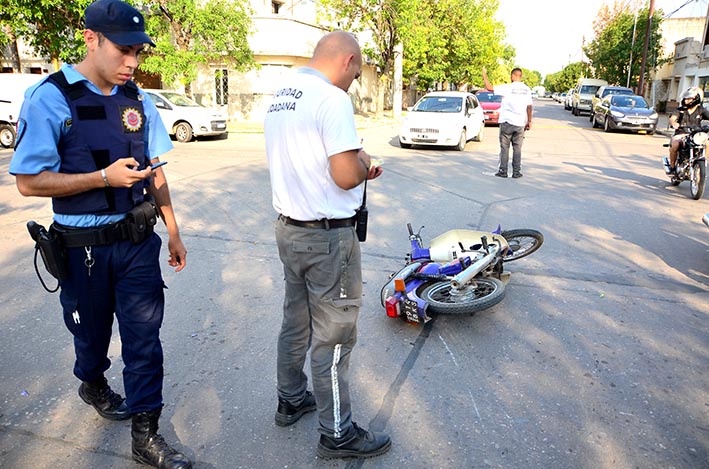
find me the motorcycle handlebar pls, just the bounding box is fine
[407,223,413,236]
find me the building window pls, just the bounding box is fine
[272,1,282,14]
[215,69,228,105]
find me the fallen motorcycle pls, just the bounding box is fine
[380,223,543,324]
[662,123,709,200]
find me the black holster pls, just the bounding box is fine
[27,221,68,280]
[125,200,159,244]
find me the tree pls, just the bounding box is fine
[319,0,512,112]
[544,62,589,93]
[519,68,542,88]
[0,0,90,69]
[142,0,254,94]
[584,3,664,89]
[399,0,511,90]
[318,0,410,116]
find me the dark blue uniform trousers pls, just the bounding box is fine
[59,232,165,414]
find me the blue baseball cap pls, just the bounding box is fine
[84,0,155,47]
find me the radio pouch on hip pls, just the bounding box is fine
[27,221,68,292]
[355,177,368,242]
[125,200,158,244]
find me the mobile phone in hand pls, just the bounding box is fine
[150,161,167,170]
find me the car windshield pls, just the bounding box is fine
[611,96,649,108]
[580,85,601,94]
[476,93,503,103]
[413,96,463,113]
[160,91,200,107]
[605,88,633,96]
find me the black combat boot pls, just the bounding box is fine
[131,408,192,469]
[78,376,130,421]
[275,390,317,426]
[317,422,391,459]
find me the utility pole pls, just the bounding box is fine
[637,0,655,96]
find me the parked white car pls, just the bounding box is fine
[0,73,47,148]
[399,91,485,151]
[143,89,227,142]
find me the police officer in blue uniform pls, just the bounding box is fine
[10,1,191,468]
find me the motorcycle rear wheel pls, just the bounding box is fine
[500,229,544,261]
[421,277,505,315]
[690,161,706,200]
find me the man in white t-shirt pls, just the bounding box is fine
[482,67,533,178]
[263,31,390,460]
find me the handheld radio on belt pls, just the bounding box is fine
[355,176,368,242]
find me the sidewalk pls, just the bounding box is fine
[655,112,673,136]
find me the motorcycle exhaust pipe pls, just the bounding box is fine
[450,245,499,289]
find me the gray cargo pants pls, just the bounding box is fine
[498,121,525,175]
[275,216,362,439]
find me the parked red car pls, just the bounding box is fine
[476,91,502,125]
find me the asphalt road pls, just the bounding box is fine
[0,99,707,469]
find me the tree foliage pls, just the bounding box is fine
[318,0,512,92]
[142,0,254,91]
[0,0,90,67]
[519,68,542,88]
[400,0,511,90]
[584,3,664,88]
[544,62,590,93]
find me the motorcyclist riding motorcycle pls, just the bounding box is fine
[665,87,709,174]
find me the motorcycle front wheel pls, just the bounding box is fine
[500,229,544,261]
[690,161,706,200]
[421,277,506,315]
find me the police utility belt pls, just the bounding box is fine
[27,201,159,290]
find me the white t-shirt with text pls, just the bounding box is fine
[494,81,533,127]
[264,67,363,221]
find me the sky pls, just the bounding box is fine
[496,0,709,78]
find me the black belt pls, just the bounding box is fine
[279,214,356,230]
[52,221,131,247]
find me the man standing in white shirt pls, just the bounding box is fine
[263,31,389,460]
[482,67,533,178]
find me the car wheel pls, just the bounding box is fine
[400,140,412,149]
[174,122,193,143]
[455,129,466,151]
[603,117,612,133]
[647,127,655,136]
[472,123,484,142]
[0,124,16,148]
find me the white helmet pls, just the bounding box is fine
[680,86,704,108]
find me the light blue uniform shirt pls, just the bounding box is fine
[9,64,173,227]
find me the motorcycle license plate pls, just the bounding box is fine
[402,299,420,323]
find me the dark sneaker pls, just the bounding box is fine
[275,391,316,427]
[512,172,523,178]
[494,171,508,178]
[78,377,130,421]
[317,422,391,459]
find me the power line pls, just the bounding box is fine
[662,0,708,19]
